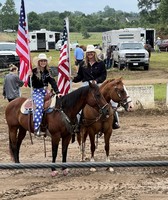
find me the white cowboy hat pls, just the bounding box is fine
[86,45,96,53]
[33,53,52,66]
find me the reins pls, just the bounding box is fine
[82,104,113,127]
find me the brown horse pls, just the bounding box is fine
[78,78,133,172]
[5,82,109,176]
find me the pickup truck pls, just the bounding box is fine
[113,41,149,70]
[0,42,20,69]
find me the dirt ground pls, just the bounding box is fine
[1,68,168,200]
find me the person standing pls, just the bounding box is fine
[3,64,24,102]
[74,44,84,70]
[144,41,152,59]
[105,45,113,69]
[28,53,61,136]
[155,37,161,53]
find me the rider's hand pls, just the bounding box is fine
[57,93,62,98]
[28,69,32,77]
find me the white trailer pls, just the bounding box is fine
[29,29,61,52]
[102,28,155,53]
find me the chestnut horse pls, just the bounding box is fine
[78,78,133,172]
[5,82,109,176]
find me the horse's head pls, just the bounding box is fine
[87,81,109,117]
[107,78,134,112]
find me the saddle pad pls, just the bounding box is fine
[20,95,56,114]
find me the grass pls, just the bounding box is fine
[70,32,102,46]
[154,83,166,101]
[150,52,168,69]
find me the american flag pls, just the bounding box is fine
[16,0,32,87]
[57,18,70,95]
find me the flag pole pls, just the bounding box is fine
[26,15,35,120]
[65,17,72,92]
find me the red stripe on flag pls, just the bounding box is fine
[57,20,70,95]
[16,0,32,87]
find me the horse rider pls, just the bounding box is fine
[72,44,120,130]
[28,53,61,136]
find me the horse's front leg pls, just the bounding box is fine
[51,135,60,177]
[61,134,71,176]
[80,128,88,162]
[104,130,114,172]
[89,131,96,172]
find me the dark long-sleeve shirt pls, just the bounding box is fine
[73,60,107,84]
[28,68,59,94]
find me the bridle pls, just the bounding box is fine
[114,85,132,110]
[91,89,109,116]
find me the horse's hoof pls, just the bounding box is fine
[51,170,58,177]
[90,167,96,172]
[106,167,114,172]
[63,169,69,176]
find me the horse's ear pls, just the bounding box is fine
[115,77,123,84]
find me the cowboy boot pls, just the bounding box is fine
[113,110,120,129]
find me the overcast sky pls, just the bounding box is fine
[1,0,139,14]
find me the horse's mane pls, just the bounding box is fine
[100,77,123,90]
[60,86,90,110]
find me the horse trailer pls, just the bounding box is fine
[29,29,61,52]
[102,28,156,53]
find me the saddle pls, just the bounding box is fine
[20,90,56,114]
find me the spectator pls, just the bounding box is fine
[3,64,24,102]
[105,45,113,69]
[155,37,161,53]
[74,44,84,70]
[144,41,152,58]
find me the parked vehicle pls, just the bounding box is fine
[159,39,168,52]
[55,39,62,50]
[102,28,155,55]
[4,29,16,33]
[55,40,78,51]
[113,41,149,70]
[29,29,61,52]
[0,42,20,69]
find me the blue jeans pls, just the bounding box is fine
[32,88,46,131]
[106,58,112,69]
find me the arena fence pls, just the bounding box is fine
[0,161,168,170]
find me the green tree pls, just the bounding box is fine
[138,0,161,11]
[1,0,18,30]
[158,0,168,24]
[28,12,40,31]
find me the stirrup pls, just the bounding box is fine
[113,122,120,129]
[34,128,45,137]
